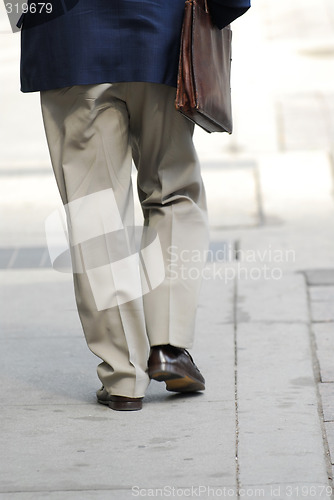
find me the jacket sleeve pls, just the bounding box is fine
[208,0,251,29]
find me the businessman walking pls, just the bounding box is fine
[19,0,250,410]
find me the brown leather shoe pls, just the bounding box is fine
[147,344,205,393]
[96,387,143,411]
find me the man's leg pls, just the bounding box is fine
[40,84,150,400]
[126,82,210,349]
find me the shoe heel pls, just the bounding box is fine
[148,363,181,381]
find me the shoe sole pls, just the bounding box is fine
[97,398,142,411]
[109,400,142,411]
[97,398,109,406]
[148,364,205,393]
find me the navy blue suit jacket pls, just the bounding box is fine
[209,0,250,29]
[20,0,250,93]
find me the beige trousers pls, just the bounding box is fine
[41,82,209,397]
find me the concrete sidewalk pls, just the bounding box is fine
[1,1,334,499]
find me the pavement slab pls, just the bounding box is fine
[325,423,334,466]
[236,273,309,323]
[258,151,334,223]
[0,270,79,339]
[311,303,334,323]
[0,268,237,496]
[306,271,334,287]
[313,323,334,383]
[0,493,144,500]
[0,402,235,495]
[237,322,329,497]
[276,93,334,152]
[319,384,334,422]
[202,162,260,228]
[310,287,334,302]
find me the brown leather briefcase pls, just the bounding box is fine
[175,0,233,134]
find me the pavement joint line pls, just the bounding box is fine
[235,320,310,325]
[0,403,96,407]
[0,337,84,340]
[0,241,238,269]
[233,274,240,497]
[0,488,143,494]
[6,247,18,269]
[312,320,334,324]
[328,151,334,197]
[2,335,238,340]
[234,481,332,488]
[39,248,50,267]
[303,271,334,491]
[0,168,53,177]
[307,284,334,288]
[253,163,266,226]
[0,486,245,495]
[234,239,241,261]
[275,99,285,152]
[209,223,264,230]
